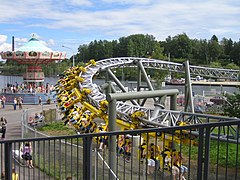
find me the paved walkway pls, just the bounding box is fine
[0,103,57,140]
[0,103,57,180]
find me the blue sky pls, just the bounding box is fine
[0,0,240,60]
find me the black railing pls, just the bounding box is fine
[1,120,240,180]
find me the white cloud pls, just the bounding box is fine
[0,35,11,60]
[0,35,7,44]
[47,39,55,46]
[14,37,28,43]
[101,0,151,5]
[69,0,92,6]
[0,43,12,54]
[0,0,239,42]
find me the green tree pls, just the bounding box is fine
[230,41,240,66]
[208,35,223,63]
[151,42,165,59]
[220,38,233,65]
[209,61,222,68]
[162,33,192,59]
[223,91,240,118]
[225,63,239,70]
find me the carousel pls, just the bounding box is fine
[0,34,66,104]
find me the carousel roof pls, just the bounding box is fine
[0,34,66,64]
[18,37,53,52]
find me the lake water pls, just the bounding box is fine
[0,75,238,95]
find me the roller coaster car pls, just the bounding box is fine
[85,59,96,66]
[75,76,85,83]
[99,100,108,111]
[85,121,97,133]
[63,97,78,108]
[79,66,87,73]
[81,88,92,95]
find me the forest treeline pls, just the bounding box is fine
[1,33,239,76]
[77,33,239,68]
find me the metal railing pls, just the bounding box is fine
[0,119,239,180]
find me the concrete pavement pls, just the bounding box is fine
[0,103,57,140]
[0,103,57,180]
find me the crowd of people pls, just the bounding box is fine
[28,112,45,127]
[116,134,132,162]
[0,94,51,111]
[2,82,55,94]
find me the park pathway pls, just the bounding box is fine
[0,103,57,180]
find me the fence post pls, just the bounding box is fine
[5,142,13,180]
[197,127,204,180]
[83,136,92,180]
[203,127,211,179]
[94,148,97,180]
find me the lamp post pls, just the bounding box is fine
[62,45,75,67]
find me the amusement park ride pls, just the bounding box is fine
[0,34,66,104]
[54,57,240,172]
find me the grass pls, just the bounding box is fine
[181,138,240,168]
[37,121,76,136]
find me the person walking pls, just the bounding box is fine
[21,142,34,168]
[0,117,7,139]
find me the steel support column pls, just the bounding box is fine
[170,94,177,110]
[108,98,117,179]
[137,61,154,91]
[107,69,139,106]
[184,61,194,113]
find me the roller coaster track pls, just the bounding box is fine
[57,57,240,141]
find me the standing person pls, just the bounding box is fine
[13,98,17,110]
[22,142,34,168]
[0,117,7,139]
[2,95,6,109]
[18,97,23,109]
[146,143,156,174]
[0,97,2,109]
[38,96,42,105]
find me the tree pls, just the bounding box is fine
[209,61,222,68]
[208,35,223,62]
[162,33,192,59]
[225,63,239,70]
[223,90,240,118]
[151,42,165,59]
[230,41,240,66]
